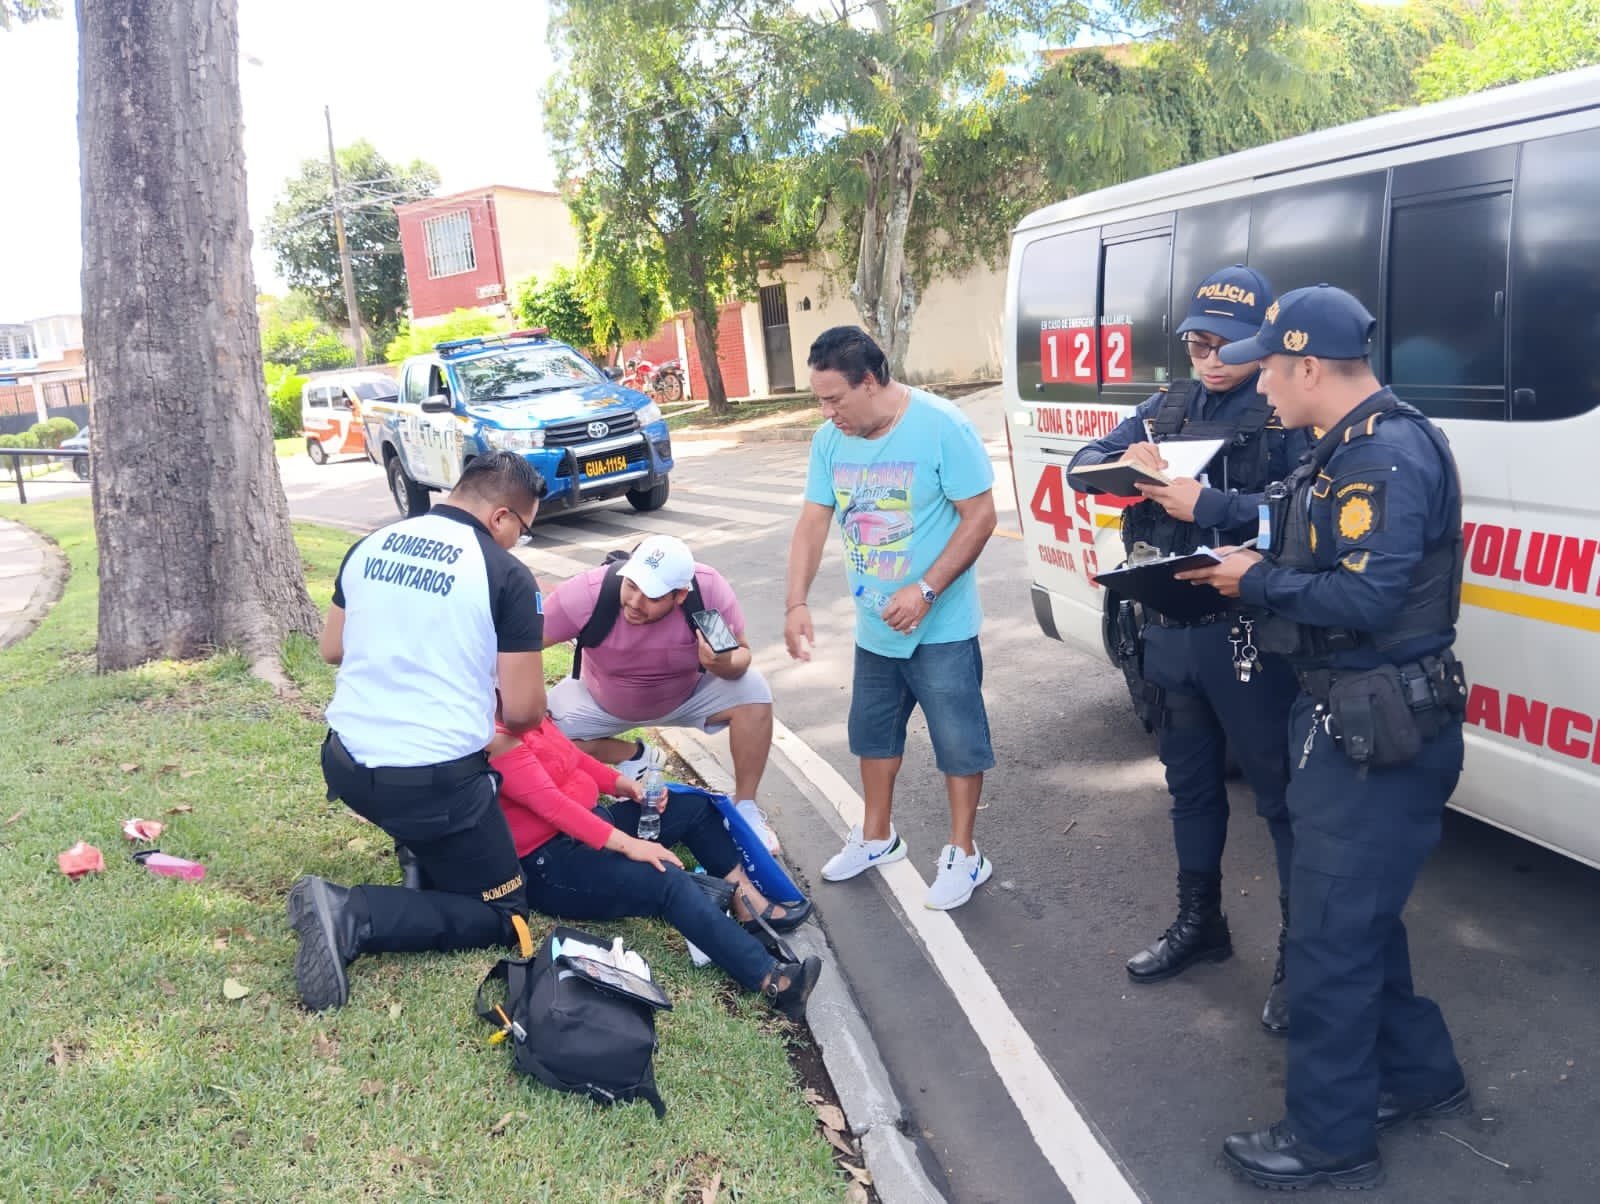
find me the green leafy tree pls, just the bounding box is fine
[259,293,356,374]
[262,363,307,439]
[265,141,439,357]
[570,199,670,364]
[547,0,810,414]
[512,266,596,353]
[1416,0,1600,102]
[384,309,509,364]
[0,0,56,28]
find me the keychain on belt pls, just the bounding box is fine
[1229,616,1259,684]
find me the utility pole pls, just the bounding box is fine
[325,105,366,366]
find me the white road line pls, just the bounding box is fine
[767,717,1146,1204]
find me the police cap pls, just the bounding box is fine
[1175,264,1275,344]
[1219,283,1376,364]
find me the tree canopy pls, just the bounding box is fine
[512,266,595,354]
[546,0,811,412]
[264,141,439,358]
[1416,0,1600,102]
[0,0,56,29]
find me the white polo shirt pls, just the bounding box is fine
[326,505,543,767]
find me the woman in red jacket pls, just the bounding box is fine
[488,719,821,1019]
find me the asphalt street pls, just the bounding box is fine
[275,410,1600,1203]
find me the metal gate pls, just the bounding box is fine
[759,284,796,393]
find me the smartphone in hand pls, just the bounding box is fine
[691,608,740,654]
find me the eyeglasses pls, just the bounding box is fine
[1181,336,1226,362]
[516,514,536,542]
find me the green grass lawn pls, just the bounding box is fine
[0,499,844,1202]
[275,435,304,458]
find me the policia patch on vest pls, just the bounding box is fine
[1335,479,1385,543]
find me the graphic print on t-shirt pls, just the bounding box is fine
[835,460,917,594]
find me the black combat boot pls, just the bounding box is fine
[287,876,371,1011]
[1223,1122,1382,1190]
[1126,870,1232,983]
[1260,892,1289,1035]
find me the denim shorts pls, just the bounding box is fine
[847,638,995,776]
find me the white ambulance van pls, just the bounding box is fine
[301,371,398,465]
[1004,67,1600,869]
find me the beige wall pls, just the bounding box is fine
[492,189,581,289]
[764,257,1005,389]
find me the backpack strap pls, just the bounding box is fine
[572,557,629,680]
[474,957,532,1040]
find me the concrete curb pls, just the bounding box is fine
[655,724,947,1204]
[0,517,69,651]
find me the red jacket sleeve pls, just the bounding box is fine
[490,742,614,850]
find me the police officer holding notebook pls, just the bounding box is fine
[1183,285,1471,1190]
[1067,265,1307,1031]
[287,452,550,1012]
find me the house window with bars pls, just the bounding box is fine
[423,209,477,279]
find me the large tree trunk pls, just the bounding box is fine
[689,303,730,417]
[852,124,924,379]
[78,0,320,672]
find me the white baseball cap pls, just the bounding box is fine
[619,535,695,598]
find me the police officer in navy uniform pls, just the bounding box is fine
[288,451,551,1012]
[1185,285,1471,1190]
[1068,265,1307,1030]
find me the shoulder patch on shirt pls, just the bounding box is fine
[1338,492,1377,541]
[1341,550,1371,574]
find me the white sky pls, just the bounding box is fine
[0,0,559,320]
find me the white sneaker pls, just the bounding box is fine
[925,844,993,911]
[735,799,782,855]
[821,825,908,882]
[614,740,667,783]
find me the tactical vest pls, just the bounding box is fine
[1256,392,1463,660]
[1120,379,1274,557]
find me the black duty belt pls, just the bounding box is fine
[1147,609,1231,629]
[1297,655,1457,711]
[324,731,489,788]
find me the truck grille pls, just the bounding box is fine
[544,411,640,448]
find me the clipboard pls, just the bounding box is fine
[1093,549,1231,621]
[1069,438,1226,497]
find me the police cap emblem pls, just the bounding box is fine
[1264,301,1280,324]
[1283,330,1310,353]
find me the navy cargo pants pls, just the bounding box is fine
[321,732,527,954]
[1142,618,1297,887]
[1282,692,1466,1156]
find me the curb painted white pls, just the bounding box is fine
[657,724,952,1204]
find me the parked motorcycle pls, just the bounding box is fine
[620,356,686,403]
[648,359,685,403]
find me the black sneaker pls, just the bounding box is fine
[764,956,823,1021]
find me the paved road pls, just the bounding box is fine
[279,414,1600,1203]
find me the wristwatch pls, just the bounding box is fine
[916,579,937,604]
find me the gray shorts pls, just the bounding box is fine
[548,669,773,740]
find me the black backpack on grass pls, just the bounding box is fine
[572,548,705,680]
[476,923,672,1118]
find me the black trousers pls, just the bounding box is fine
[320,733,527,955]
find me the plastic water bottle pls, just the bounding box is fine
[853,584,890,613]
[637,767,666,841]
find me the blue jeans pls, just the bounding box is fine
[847,638,995,776]
[518,794,775,992]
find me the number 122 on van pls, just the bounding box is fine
[1040,319,1132,384]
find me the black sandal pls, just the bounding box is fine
[740,896,812,935]
[764,955,823,1021]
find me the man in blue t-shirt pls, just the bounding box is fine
[785,326,998,910]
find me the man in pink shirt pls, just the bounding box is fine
[542,535,780,853]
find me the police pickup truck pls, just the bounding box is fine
[362,328,674,519]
